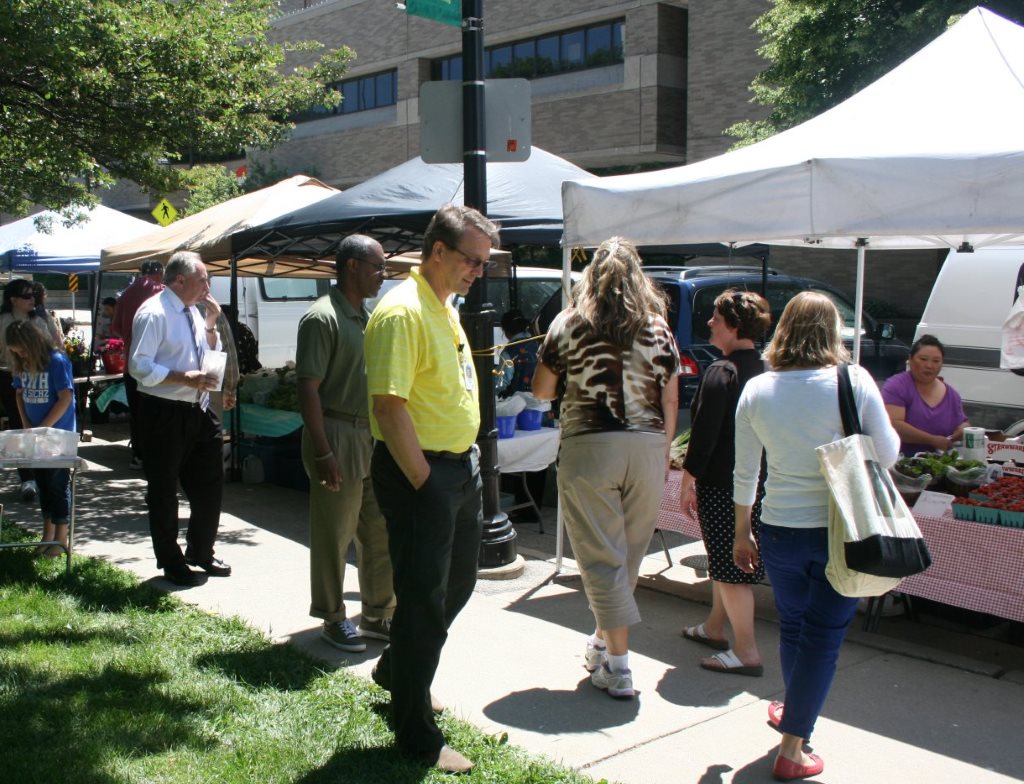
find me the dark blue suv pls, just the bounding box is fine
[645,266,910,407]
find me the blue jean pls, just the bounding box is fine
[35,467,70,524]
[759,523,858,740]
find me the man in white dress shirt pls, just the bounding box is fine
[129,250,233,587]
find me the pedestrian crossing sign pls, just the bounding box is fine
[152,198,178,226]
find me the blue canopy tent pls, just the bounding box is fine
[1,205,153,274]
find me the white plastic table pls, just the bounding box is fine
[496,427,559,532]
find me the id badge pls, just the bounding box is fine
[462,357,475,392]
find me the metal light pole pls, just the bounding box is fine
[460,0,518,569]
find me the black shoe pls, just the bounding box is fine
[164,566,203,587]
[185,556,232,576]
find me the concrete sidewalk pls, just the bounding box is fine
[13,428,1024,784]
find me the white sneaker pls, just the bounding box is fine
[584,640,607,672]
[591,662,634,698]
[20,480,38,502]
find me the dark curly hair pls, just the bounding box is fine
[713,289,772,340]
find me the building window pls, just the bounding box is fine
[431,19,624,81]
[295,69,397,122]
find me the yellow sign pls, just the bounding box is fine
[68,273,79,293]
[152,198,178,226]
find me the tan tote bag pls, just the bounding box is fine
[815,365,931,598]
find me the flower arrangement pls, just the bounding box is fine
[63,329,90,361]
[97,337,125,356]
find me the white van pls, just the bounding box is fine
[915,246,1024,431]
[209,276,330,368]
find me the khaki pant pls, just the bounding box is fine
[302,417,395,622]
[558,431,665,630]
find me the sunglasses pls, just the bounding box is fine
[444,242,495,272]
[12,292,35,300]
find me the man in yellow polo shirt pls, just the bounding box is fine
[364,203,499,774]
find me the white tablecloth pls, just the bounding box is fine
[496,427,558,473]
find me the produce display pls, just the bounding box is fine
[669,429,690,471]
[893,451,985,481]
[238,366,299,413]
[952,476,1024,528]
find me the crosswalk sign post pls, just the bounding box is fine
[152,198,178,226]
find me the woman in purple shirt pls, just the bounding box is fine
[882,335,969,455]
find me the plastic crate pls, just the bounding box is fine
[31,427,79,459]
[951,503,975,522]
[974,506,1000,525]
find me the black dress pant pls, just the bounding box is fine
[138,393,223,570]
[371,442,482,757]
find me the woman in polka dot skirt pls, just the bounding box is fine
[679,289,771,676]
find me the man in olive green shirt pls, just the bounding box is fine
[296,234,395,654]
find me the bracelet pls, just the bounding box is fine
[314,452,334,462]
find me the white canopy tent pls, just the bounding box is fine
[561,6,1024,360]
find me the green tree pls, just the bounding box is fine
[727,1,1024,146]
[0,0,351,216]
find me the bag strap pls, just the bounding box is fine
[836,363,863,437]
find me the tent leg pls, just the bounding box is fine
[853,239,867,365]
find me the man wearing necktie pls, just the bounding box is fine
[129,250,232,587]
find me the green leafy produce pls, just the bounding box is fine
[895,451,984,481]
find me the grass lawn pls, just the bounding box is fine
[0,519,602,784]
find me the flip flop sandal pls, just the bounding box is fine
[700,649,764,677]
[681,623,730,651]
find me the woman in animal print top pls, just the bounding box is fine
[534,236,680,700]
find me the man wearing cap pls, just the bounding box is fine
[112,259,164,470]
[364,203,499,774]
[295,234,395,654]
[129,251,231,587]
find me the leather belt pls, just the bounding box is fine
[324,410,371,427]
[143,394,201,409]
[422,448,472,461]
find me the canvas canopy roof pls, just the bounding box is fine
[233,147,598,261]
[1,204,153,274]
[562,6,1024,252]
[101,175,339,277]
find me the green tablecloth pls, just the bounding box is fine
[238,403,303,439]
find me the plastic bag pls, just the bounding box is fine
[496,396,527,417]
[515,390,551,412]
[1000,284,1024,369]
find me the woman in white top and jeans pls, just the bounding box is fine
[733,292,899,782]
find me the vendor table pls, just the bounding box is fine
[496,427,559,532]
[655,470,1024,625]
[897,514,1024,623]
[73,372,123,429]
[0,455,86,575]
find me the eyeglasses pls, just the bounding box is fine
[358,257,388,273]
[444,242,495,272]
[13,292,35,300]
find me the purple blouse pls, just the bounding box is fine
[881,370,968,455]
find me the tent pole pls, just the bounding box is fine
[853,239,867,365]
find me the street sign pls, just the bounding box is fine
[152,198,178,226]
[68,273,79,293]
[420,79,532,164]
[406,0,461,28]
